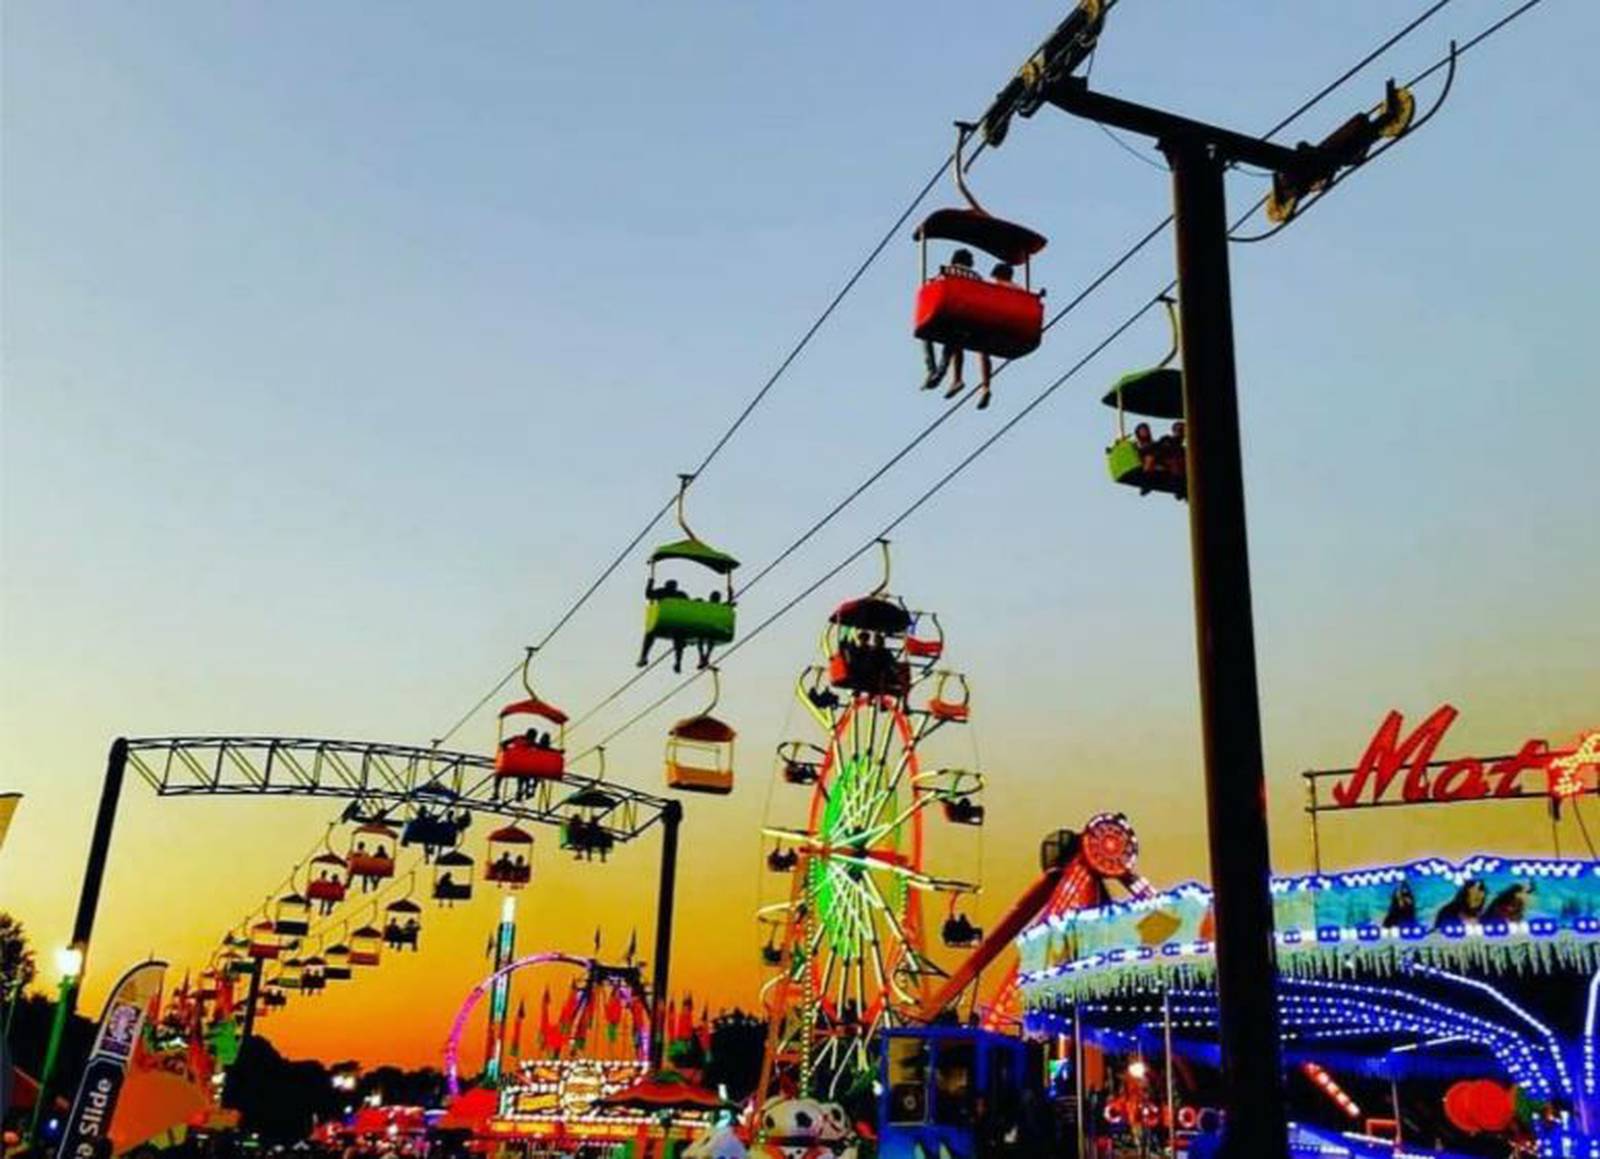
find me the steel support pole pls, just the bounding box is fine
[1165,137,1288,1159]
[24,974,77,1145]
[28,738,128,1146]
[649,800,683,1068]
[1163,987,1177,1157]
[240,959,263,1044]
[1074,1000,1087,1159]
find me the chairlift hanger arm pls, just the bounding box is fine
[981,0,1114,147]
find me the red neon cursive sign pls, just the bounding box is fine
[1331,705,1599,809]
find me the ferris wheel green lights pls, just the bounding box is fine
[758,544,985,1104]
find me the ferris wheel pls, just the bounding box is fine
[757,542,984,1102]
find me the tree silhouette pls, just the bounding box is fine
[0,912,37,999]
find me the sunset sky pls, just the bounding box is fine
[3,0,1596,1069]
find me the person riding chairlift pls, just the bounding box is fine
[1155,420,1185,478]
[639,576,697,673]
[921,251,1010,411]
[695,590,724,668]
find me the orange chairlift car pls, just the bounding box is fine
[349,922,384,967]
[665,666,736,795]
[914,126,1047,362]
[1103,295,1187,500]
[495,648,568,784]
[248,918,280,961]
[485,824,534,888]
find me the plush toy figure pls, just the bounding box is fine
[684,1124,749,1159]
[757,1096,827,1158]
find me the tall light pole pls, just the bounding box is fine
[25,945,84,1146]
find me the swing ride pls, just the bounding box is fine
[757,540,988,1103]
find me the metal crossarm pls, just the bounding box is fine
[124,735,672,841]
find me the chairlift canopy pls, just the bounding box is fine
[498,697,569,725]
[1102,367,1184,420]
[913,208,1047,265]
[669,714,737,744]
[830,596,913,636]
[649,538,740,575]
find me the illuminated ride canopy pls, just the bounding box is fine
[1016,854,1600,1149]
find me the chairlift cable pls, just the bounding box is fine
[428,161,953,751]
[564,0,1545,756]
[563,2,1469,744]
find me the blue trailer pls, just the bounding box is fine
[876,1025,1029,1159]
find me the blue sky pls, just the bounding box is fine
[3,1,1597,1063]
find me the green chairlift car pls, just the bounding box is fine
[640,476,739,672]
[1104,295,1187,500]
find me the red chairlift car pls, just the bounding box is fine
[495,648,568,783]
[485,824,534,888]
[913,128,1047,361]
[248,919,280,961]
[347,822,397,887]
[307,851,349,912]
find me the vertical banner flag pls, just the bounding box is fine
[61,960,167,1159]
[0,792,20,852]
